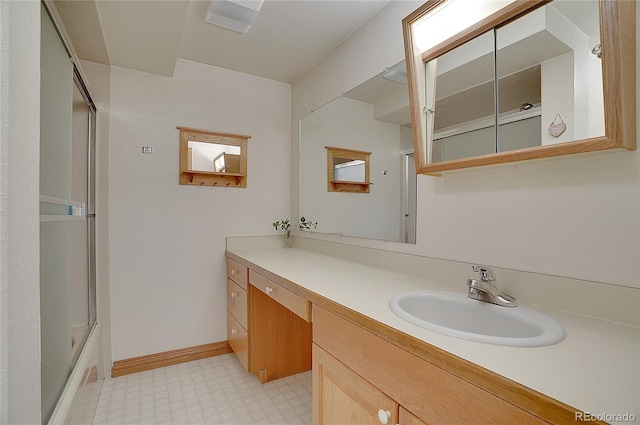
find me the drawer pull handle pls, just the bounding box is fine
[230,292,237,298]
[231,269,238,275]
[377,409,391,425]
[265,286,273,295]
[231,329,237,335]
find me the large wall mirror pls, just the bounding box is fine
[403,0,635,174]
[299,62,417,243]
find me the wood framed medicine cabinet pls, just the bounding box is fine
[403,0,636,175]
[325,146,372,193]
[178,126,249,187]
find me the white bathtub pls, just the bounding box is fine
[71,324,89,360]
[48,324,103,425]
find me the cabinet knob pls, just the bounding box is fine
[231,329,237,335]
[265,286,273,295]
[231,269,238,275]
[230,292,237,298]
[377,409,391,425]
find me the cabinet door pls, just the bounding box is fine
[313,344,398,425]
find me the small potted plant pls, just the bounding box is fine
[273,218,292,248]
[299,216,318,231]
[273,217,318,248]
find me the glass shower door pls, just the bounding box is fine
[40,5,96,423]
[40,6,74,421]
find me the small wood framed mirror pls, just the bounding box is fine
[178,126,249,187]
[325,146,372,193]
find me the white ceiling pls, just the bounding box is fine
[53,0,390,83]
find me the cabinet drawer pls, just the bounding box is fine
[227,312,249,372]
[227,279,248,330]
[249,270,311,322]
[226,258,248,290]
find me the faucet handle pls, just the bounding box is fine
[472,265,496,282]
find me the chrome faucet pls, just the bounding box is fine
[467,265,517,307]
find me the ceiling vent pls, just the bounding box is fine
[204,0,264,34]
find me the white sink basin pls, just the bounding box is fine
[389,291,566,347]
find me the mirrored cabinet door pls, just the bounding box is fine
[403,0,635,174]
[429,30,496,163]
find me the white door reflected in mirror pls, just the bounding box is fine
[188,141,241,173]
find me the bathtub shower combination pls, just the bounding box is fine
[40,4,102,423]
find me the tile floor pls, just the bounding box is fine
[92,354,312,425]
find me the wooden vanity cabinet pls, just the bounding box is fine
[226,256,312,383]
[248,269,312,383]
[226,258,250,371]
[227,251,604,424]
[313,306,548,425]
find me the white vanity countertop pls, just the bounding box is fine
[227,247,640,421]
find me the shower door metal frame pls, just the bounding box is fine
[69,64,97,370]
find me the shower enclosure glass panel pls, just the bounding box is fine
[40,5,96,423]
[70,73,96,364]
[40,7,73,421]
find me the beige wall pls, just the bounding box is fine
[292,1,640,289]
[0,1,42,423]
[108,59,291,361]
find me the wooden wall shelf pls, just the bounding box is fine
[326,146,372,194]
[182,170,246,186]
[178,126,249,188]
[329,180,372,193]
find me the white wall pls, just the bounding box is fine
[109,59,291,361]
[292,1,639,289]
[541,52,574,145]
[0,1,42,424]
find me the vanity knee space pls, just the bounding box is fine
[226,256,312,383]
